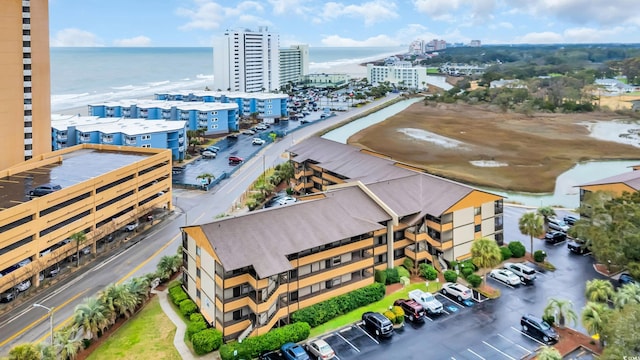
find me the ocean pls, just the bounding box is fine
[50,46,406,112]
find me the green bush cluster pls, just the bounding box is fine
[219,322,311,360]
[192,329,223,355]
[533,250,547,262]
[461,267,474,278]
[180,299,198,318]
[383,310,396,323]
[467,274,483,288]
[186,319,208,341]
[443,270,458,282]
[290,283,385,327]
[500,246,513,261]
[396,266,410,279]
[374,269,387,284]
[385,267,400,284]
[419,264,438,280]
[508,241,526,258]
[403,257,414,271]
[169,285,188,305]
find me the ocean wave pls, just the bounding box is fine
[196,74,214,80]
[309,50,404,72]
[147,80,170,87]
[51,93,90,101]
[111,85,136,90]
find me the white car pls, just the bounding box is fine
[242,129,255,135]
[124,222,139,232]
[16,279,31,292]
[255,124,269,130]
[441,282,473,301]
[252,138,265,145]
[306,339,335,360]
[201,150,217,159]
[489,268,521,285]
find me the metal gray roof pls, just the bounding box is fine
[579,169,640,191]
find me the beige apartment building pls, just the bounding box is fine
[0,0,52,169]
[181,137,503,341]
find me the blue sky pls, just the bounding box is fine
[49,0,640,47]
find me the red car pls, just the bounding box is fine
[228,156,244,165]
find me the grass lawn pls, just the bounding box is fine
[308,281,442,338]
[87,297,181,360]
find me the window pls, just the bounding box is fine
[196,289,201,299]
[474,224,481,233]
[141,135,151,140]
[290,291,298,302]
[196,246,201,256]
[289,269,298,279]
[196,267,201,278]
[233,310,242,320]
[141,144,151,148]
[474,207,481,216]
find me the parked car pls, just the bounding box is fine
[29,183,62,197]
[255,124,269,130]
[619,273,638,286]
[305,339,335,360]
[567,239,589,254]
[563,215,578,226]
[280,342,309,360]
[206,145,220,153]
[361,311,394,337]
[548,217,570,232]
[544,231,567,244]
[300,119,311,124]
[259,350,284,360]
[276,196,297,206]
[393,299,427,322]
[521,314,559,344]
[228,156,244,165]
[0,288,18,303]
[489,269,521,286]
[201,150,217,159]
[408,289,443,314]
[242,129,256,135]
[252,138,266,145]
[16,279,31,292]
[124,222,139,232]
[227,133,239,140]
[441,282,473,302]
[504,262,537,283]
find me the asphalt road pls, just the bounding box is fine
[0,93,400,354]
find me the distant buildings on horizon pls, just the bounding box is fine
[408,39,482,55]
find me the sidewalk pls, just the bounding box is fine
[153,288,220,360]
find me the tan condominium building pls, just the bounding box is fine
[0,144,172,295]
[181,137,503,341]
[0,0,52,169]
[578,165,640,204]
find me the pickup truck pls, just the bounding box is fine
[408,289,443,314]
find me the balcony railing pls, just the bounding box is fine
[125,139,136,145]
[298,271,371,303]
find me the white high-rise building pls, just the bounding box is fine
[279,44,309,89]
[213,27,280,93]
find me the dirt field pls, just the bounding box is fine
[348,101,640,193]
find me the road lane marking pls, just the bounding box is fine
[117,233,181,284]
[483,340,516,359]
[467,348,486,359]
[0,289,88,348]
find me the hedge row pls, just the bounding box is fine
[219,322,311,360]
[290,282,386,327]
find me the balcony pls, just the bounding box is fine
[178,137,184,144]
[102,137,114,144]
[404,246,433,263]
[80,135,91,142]
[198,121,208,127]
[56,134,67,141]
[298,271,371,304]
[294,169,313,179]
[495,201,504,214]
[125,138,136,145]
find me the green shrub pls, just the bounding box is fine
[374,269,387,284]
[385,267,400,284]
[383,310,396,323]
[542,314,555,327]
[403,257,414,271]
[397,266,410,279]
[419,264,438,280]
[460,259,477,271]
[443,270,458,282]
[179,299,198,318]
[508,241,526,258]
[467,274,483,288]
[449,260,458,270]
[186,320,208,341]
[500,246,513,261]
[190,313,205,323]
[192,329,223,355]
[290,283,385,327]
[461,267,474,278]
[533,250,547,262]
[392,306,404,324]
[170,287,188,305]
[219,322,311,360]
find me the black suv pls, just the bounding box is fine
[520,314,559,344]
[544,231,567,244]
[362,311,394,337]
[29,183,62,197]
[567,239,589,254]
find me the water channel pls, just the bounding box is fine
[322,99,640,209]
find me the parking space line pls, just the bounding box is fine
[497,333,532,354]
[509,326,546,346]
[482,341,516,360]
[335,331,360,352]
[467,348,486,359]
[354,323,379,344]
[437,293,466,308]
[488,277,516,290]
[423,314,434,321]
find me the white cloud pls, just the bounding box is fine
[412,0,460,21]
[113,36,152,47]
[267,0,311,16]
[513,31,563,44]
[319,1,399,26]
[50,28,103,47]
[320,34,400,47]
[177,0,267,31]
[509,0,640,27]
[563,26,628,43]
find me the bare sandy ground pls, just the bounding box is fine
[348,101,640,193]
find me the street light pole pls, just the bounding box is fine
[33,303,54,346]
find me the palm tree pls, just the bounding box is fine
[613,282,640,309]
[36,342,56,360]
[156,254,182,281]
[537,346,562,360]
[70,231,87,267]
[581,301,611,347]
[73,297,109,339]
[470,238,503,282]
[585,279,615,303]
[518,212,545,254]
[196,172,215,186]
[126,276,151,304]
[537,206,557,232]
[544,298,577,328]
[100,283,139,322]
[7,343,40,360]
[54,326,83,360]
